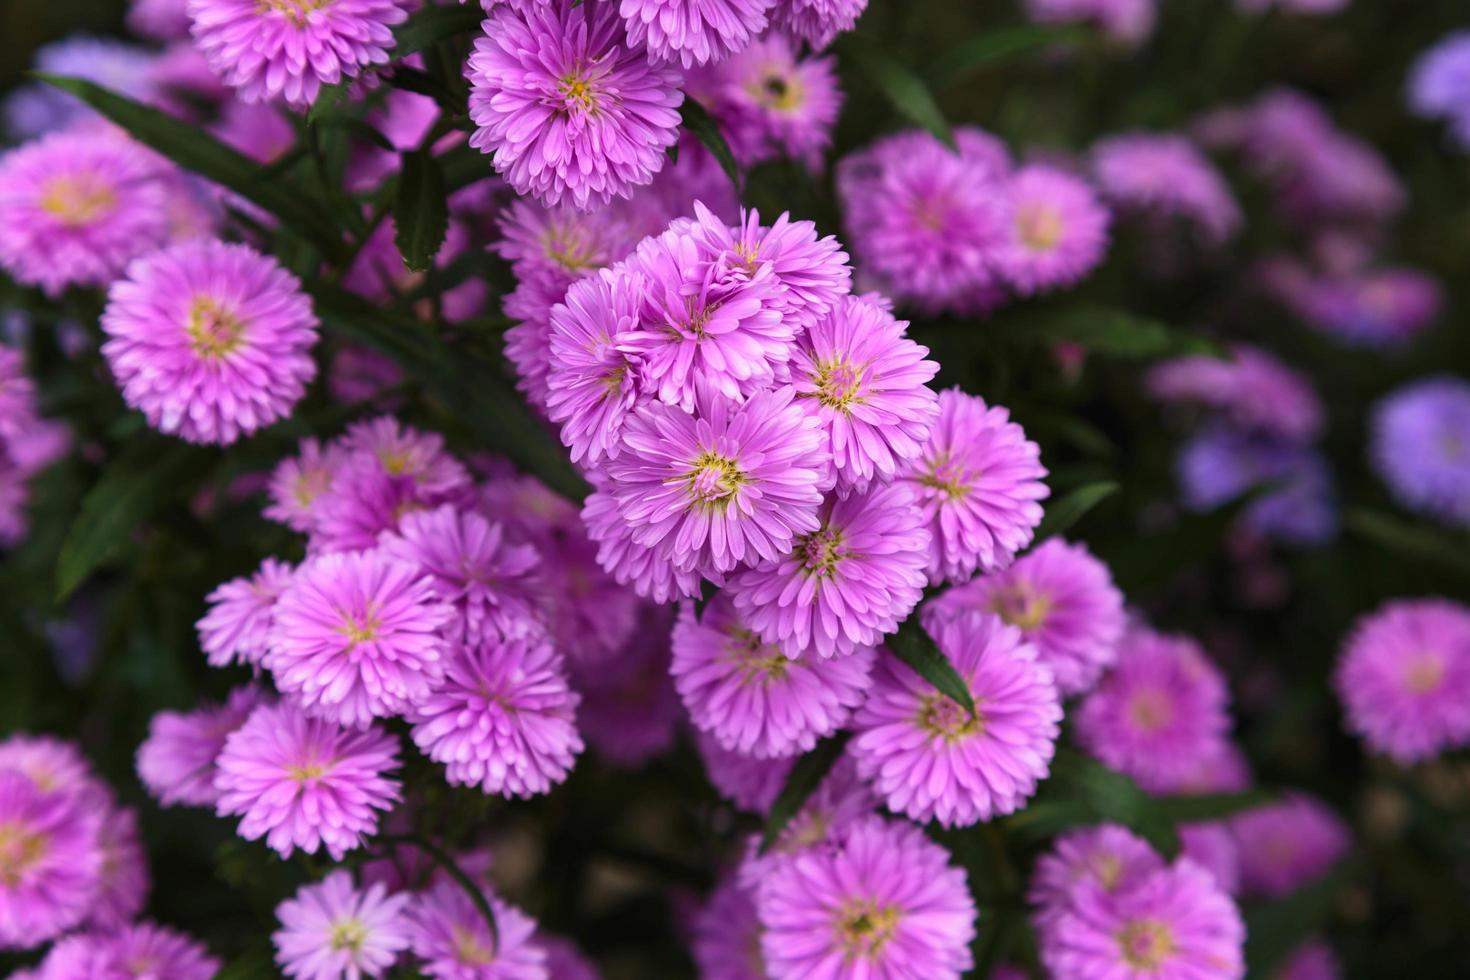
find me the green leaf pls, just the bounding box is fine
[55,441,212,601]
[307,78,354,124]
[440,142,494,194]
[214,947,277,980]
[395,149,449,273]
[1244,860,1354,975]
[1035,481,1119,542]
[38,74,348,262]
[886,616,978,717]
[1011,306,1226,359]
[1014,751,1180,858]
[679,99,741,192]
[835,35,953,148]
[393,4,484,58]
[1154,789,1274,824]
[1346,509,1470,579]
[760,732,850,853]
[928,24,1086,87]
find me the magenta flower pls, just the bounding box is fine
[1275,939,1341,980]
[266,549,451,729]
[406,879,545,979]
[545,265,646,465]
[697,729,794,813]
[727,483,930,659]
[607,386,829,577]
[495,198,636,288]
[273,870,412,980]
[672,593,875,757]
[1231,794,1350,899]
[1179,821,1241,896]
[899,388,1049,585]
[619,0,773,67]
[583,487,702,603]
[0,771,102,950]
[994,164,1111,295]
[1334,598,1470,762]
[0,735,103,803]
[266,437,347,533]
[1075,624,1233,794]
[466,0,684,209]
[0,129,172,297]
[850,611,1061,826]
[1092,132,1242,245]
[789,294,939,493]
[88,804,150,931]
[756,815,977,980]
[691,874,767,980]
[541,936,599,980]
[101,239,319,445]
[571,604,683,766]
[310,456,430,554]
[135,685,266,808]
[341,416,474,504]
[1041,860,1245,980]
[214,701,401,860]
[410,634,583,798]
[925,538,1125,696]
[1148,343,1324,443]
[736,757,874,889]
[771,0,867,48]
[197,557,295,668]
[1029,824,1164,940]
[36,921,221,979]
[189,0,411,108]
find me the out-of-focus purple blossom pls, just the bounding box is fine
[993,164,1111,295]
[1028,824,1164,941]
[1092,132,1242,245]
[1026,0,1155,44]
[1370,376,1470,527]
[1178,426,1339,546]
[3,38,163,141]
[1409,32,1470,149]
[405,878,546,979]
[1148,344,1323,442]
[136,685,267,808]
[1261,258,1443,347]
[571,603,683,766]
[1230,793,1351,898]
[771,0,866,48]
[619,0,775,68]
[690,874,767,980]
[696,729,794,814]
[129,0,193,40]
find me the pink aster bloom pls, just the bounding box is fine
[88,805,150,930]
[1231,794,1350,899]
[727,482,931,659]
[582,487,703,603]
[756,815,977,980]
[189,0,410,108]
[1092,132,1242,245]
[691,874,768,980]
[101,239,318,445]
[736,756,875,889]
[410,635,582,798]
[1029,824,1164,940]
[0,770,102,950]
[214,701,401,860]
[1041,860,1245,980]
[1275,939,1341,980]
[0,735,104,804]
[1148,343,1323,443]
[467,0,684,209]
[340,415,473,503]
[1026,0,1155,45]
[266,550,451,729]
[130,0,193,40]
[771,0,867,49]
[571,602,682,766]
[135,684,266,808]
[672,593,875,757]
[899,388,1049,585]
[607,386,829,577]
[198,557,295,668]
[541,936,598,980]
[545,265,646,466]
[379,505,543,643]
[697,730,794,813]
[406,879,545,980]
[925,537,1125,696]
[273,870,412,980]
[38,921,221,979]
[0,129,173,297]
[850,611,1061,826]
[310,456,430,554]
[1075,624,1233,794]
[790,294,939,493]
[620,0,774,68]
[1178,821,1240,896]
[994,164,1111,296]
[495,197,635,286]
[266,438,348,533]
[1335,598,1470,763]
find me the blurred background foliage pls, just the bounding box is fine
[3,0,1470,977]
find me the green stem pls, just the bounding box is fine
[381,834,499,953]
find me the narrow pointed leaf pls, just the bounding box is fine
[679,99,741,191]
[928,25,1086,87]
[1010,306,1226,359]
[395,148,449,272]
[1035,481,1119,542]
[1346,509,1470,578]
[760,733,850,853]
[836,35,953,147]
[1154,789,1273,824]
[37,74,347,262]
[887,616,977,717]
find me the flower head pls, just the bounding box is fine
[214,701,401,860]
[198,558,295,668]
[1029,824,1164,940]
[36,920,221,979]
[467,0,684,209]
[994,164,1111,295]
[672,593,874,757]
[136,685,267,808]
[771,0,866,49]
[1231,794,1350,899]
[1409,32,1470,147]
[899,388,1048,585]
[582,487,703,603]
[756,815,977,980]
[1370,377,1470,527]
[1177,426,1338,546]
[736,756,874,889]
[0,770,102,950]
[619,0,774,68]
[88,804,150,931]
[697,730,794,813]
[406,879,545,980]
[691,875,767,980]
[1149,344,1323,443]
[571,603,683,766]
[851,611,1062,826]
[266,438,348,533]
[3,38,164,140]
[273,870,412,980]
[1092,132,1241,245]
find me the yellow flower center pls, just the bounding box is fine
[915,452,970,501]
[684,451,746,513]
[750,71,804,111]
[452,925,496,965]
[1116,919,1175,970]
[1089,852,1124,891]
[1127,688,1173,733]
[38,172,117,228]
[338,607,381,646]
[560,71,599,113]
[288,759,330,783]
[798,525,846,581]
[542,226,599,274]
[990,585,1053,632]
[293,468,333,508]
[0,821,48,887]
[258,0,333,24]
[836,900,902,961]
[916,692,982,742]
[1016,201,1066,252]
[329,918,367,954]
[806,358,866,413]
[725,626,791,685]
[1403,653,1446,695]
[185,296,246,361]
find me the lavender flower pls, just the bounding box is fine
[1092,132,1242,245]
[619,0,774,67]
[406,879,546,979]
[771,0,866,48]
[1370,377,1470,527]
[197,558,295,668]
[273,870,412,980]
[135,685,266,808]
[1148,344,1324,443]
[994,164,1111,295]
[0,771,101,950]
[1231,794,1350,898]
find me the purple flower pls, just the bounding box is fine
[696,729,794,813]
[850,611,1062,827]
[736,756,874,888]
[926,537,1125,696]
[1026,0,1156,44]
[1231,794,1350,899]
[406,879,545,979]
[1335,598,1470,763]
[0,129,173,297]
[1370,377,1470,527]
[88,804,150,931]
[343,221,487,324]
[266,438,347,533]
[898,388,1049,585]
[607,386,829,577]
[130,0,193,40]
[198,557,295,668]
[1274,939,1341,980]
[496,198,636,286]
[789,294,939,493]
[1041,860,1245,980]
[410,635,583,798]
[1075,624,1233,794]
[1178,821,1241,896]
[582,487,703,603]
[3,38,163,141]
[771,0,866,48]
[994,164,1111,295]
[672,593,874,757]
[0,771,102,950]
[266,550,451,729]
[1092,132,1241,245]
[342,416,473,502]
[1409,32,1470,147]
[1148,344,1323,443]
[619,0,774,67]
[541,936,599,980]
[101,239,319,445]
[726,483,930,658]
[756,815,977,980]
[136,685,266,808]
[214,701,401,860]
[273,870,412,980]
[36,921,220,979]
[1177,426,1338,546]
[466,0,684,209]
[690,875,767,980]
[571,602,682,766]
[1029,824,1164,940]
[189,0,411,108]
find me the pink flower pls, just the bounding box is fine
[1230,794,1350,899]
[405,879,546,979]
[136,685,267,808]
[1029,824,1164,941]
[619,0,775,68]
[696,729,794,813]
[197,557,295,668]
[0,770,102,950]
[582,487,703,603]
[266,437,347,533]
[994,164,1111,295]
[273,870,412,980]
